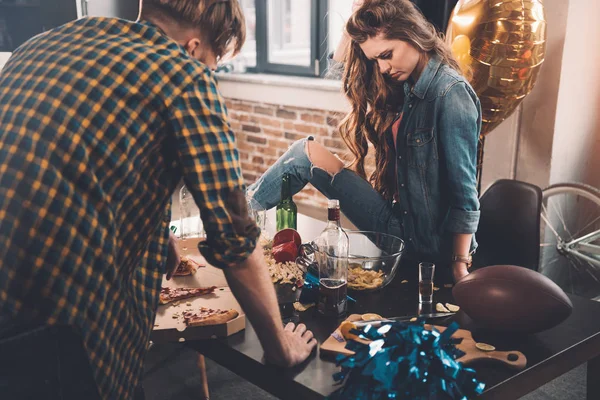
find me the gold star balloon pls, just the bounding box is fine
[446,0,547,135]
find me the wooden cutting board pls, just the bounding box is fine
[320,314,527,370]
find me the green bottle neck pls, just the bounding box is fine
[281,174,293,202]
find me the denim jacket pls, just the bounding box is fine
[393,56,481,260]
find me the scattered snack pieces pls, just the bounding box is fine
[401,280,408,284]
[361,313,382,321]
[445,303,460,312]
[475,342,496,352]
[259,234,273,249]
[409,317,418,322]
[348,264,384,290]
[436,303,450,313]
[264,246,304,285]
[433,286,440,291]
[293,302,315,312]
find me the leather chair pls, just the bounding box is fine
[472,179,543,271]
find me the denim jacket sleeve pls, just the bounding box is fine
[324,55,344,80]
[438,81,481,234]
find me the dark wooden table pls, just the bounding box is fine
[187,265,600,399]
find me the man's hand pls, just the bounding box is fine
[223,246,317,369]
[166,232,181,280]
[266,323,317,367]
[452,261,469,283]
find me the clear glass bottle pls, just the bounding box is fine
[316,199,349,317]
[179,185,205,250]
[276,173,297,231]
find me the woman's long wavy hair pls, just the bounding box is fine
[340,0,461,200]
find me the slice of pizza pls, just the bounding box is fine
[183,308,239,327]
[173,257,204,277]
[159,286,217,305]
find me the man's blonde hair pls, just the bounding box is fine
[142,0,246,59]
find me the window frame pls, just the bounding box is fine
[246,0,329,78]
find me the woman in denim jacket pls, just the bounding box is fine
[248,0,481,282]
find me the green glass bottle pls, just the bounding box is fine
[276,173,297,231]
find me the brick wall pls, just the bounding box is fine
[225,98,374,210]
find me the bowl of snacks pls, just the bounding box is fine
[345,231,404,291]
[296,231,405,292]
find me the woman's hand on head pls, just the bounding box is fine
[352,0,364,12]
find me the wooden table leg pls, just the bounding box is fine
[588,356,600,400]
[198,354,210,400]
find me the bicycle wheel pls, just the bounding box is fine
[540,182,600,299]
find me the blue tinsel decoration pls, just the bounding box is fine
[330,320,486,400]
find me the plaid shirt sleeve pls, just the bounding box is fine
[169,68,259,268]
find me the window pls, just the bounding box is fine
[238,0,257,69]
[234,0,329,77]
[267,0,311,67]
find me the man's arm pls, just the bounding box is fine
[169,67,315,366]
[224,245,316,366]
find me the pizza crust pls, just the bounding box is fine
[173,257,203,276]
[184,309,239,327]
[159,287,217,305]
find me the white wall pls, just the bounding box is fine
[0,52,10,69]
[550,0,600,188]
[481,0,571,190]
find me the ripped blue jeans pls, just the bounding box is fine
[247,136,405,243]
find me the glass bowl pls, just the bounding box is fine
[297,230,405,292]
[345,231,405,292]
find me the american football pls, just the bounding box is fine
[453,265,573,333]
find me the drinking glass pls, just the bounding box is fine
[418,262,435,304]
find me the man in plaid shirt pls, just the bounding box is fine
[0,1,316,398]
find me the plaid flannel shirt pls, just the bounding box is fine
[0,17,258,399]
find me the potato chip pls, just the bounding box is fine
[348,266,385,290]
[445,303,460,312]
[361,313,382,321]
[293,302,315,312]
[476,342,496,352]
[436,303,450,312]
